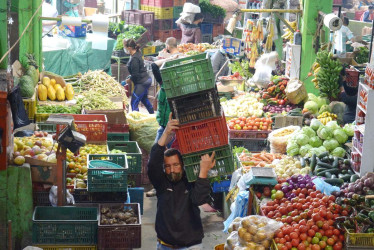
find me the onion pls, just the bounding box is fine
[282,186,289,193]
[300,184,306,189]
[364,172,374,179]
[306,183,313,189]
[364,178,373,188]
[348,184,355,193]
[347,192,354,198]
[291,175,298,183]
[356,183,363,192]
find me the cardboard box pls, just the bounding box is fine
[84,109,127,125]
[273,116,303,129]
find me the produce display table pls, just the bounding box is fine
[43,34,116,77]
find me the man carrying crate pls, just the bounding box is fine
[148,113,215,250]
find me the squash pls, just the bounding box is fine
[54,83,62,91]
[42,76,51,88]
[65,83,74,100]
[56,87,65,101]
[50,78,56,87]
[47,86,56,101]
[38,84,47,101]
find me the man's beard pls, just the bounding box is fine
[167,172,182,182]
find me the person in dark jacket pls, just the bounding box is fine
[178,13,204,44]
[339,68,358,124]
[148,113,214,249]
[124,39,154,114]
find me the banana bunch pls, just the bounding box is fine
[315,50,342,98]
[265,19,274,52]
[281,21,297,42]
[318,111,338,125]
[311,62,321,88]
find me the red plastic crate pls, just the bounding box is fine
[212,23,224,37]
[355,10,365,21]
[346,67,360,88]
[173,29,182,40]
[333,0,342,4]
[122,10,154,26]
[141,0,173,7]
[107,123,129,133]
[153,30,173,42]
[176,115,228,154]
[154,19,173,30]
[173,0,186,6]
[228,128,271,139]
[56,114,108,143]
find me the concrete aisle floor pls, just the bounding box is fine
[140,187,227,250]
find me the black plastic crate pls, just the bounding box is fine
[74,180,127,203]
[168,88,221,125]
[229,139,269,152]
[33,190,51,207]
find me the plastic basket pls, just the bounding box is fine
[142,45,156,55]
[173,18,178,29]
[33,190,51,207]
[107,141,142,174]
[98,203,141,249]
[173,6,183,19]
[172,29,182,40]
[33,246,96,250]
[107,132,130,141]
[23,94,36,120]
[140,5,151,11]
[212,23,225,37]
[32,206,98,245]
[88,154,127,168]
[142,0,173,7]
[160,53,215,98]
[35,113,50,122]
[128,187,144,215]
[36,122,56,133]
[228,128,271,139]
[122,10,155,26]
[202,34,212,43]
[176,115,228,154]
[56,114,108,143]
[168,88,221,125]
[218,91,233,100]
[182,145,234,182]
[154,19,173,30]
[346,67,360,88]
[153,6,173,19]
[74,180,127,203]
[173,0,186,6]
[107,123,129,133]
[229,139,269,152]
[87,159,128,192]
[345,227,374,247]
[153,30,173,42]
[201,23,213,34]
[212,179,231,193]
[202,12,224,24]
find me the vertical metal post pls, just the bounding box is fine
[369,19,374,64]
[56,145,67,206]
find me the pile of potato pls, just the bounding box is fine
[100,204,138,225]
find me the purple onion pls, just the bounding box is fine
[347,192,354,198]
[299,184,306,189]
[290,193,296,198]
[282,186,289,193]
[288,184,294,190]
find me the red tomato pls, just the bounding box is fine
[285,235,291,241]
[291,238,300,247]
[325,229,333,237]
[275,238,280,243]
[311,244,321,250]
[300,225,308,233]
[319,229,325,236]
[322,223,330,231]
[299,219,307,226]
[290,232,299,239]
[310,192,317,198]
[300,233,308,241]
[298,243,306,250]
[319,241,327,249]
[308,229,316,237]
[280,207,287,215]
[311,225,319,232]
[299,193,306,199]
[281,246,288,250]
[285,242,293,249]
[332,235,339,242]
[319,209,327,218]
[316,193,323,199]
[328,195,336,202]
[333,242,343,250]
[333,229,341,236]
[327,238,335,246]
[312,213,322,222]
[339,234,344,242]
[275,184,282,190]
[280,238,286,244]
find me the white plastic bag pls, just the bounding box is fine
[252,65,273,89]
[49,185,75,206]
[182,2,201,13]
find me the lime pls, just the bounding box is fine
[315,232,322,239]
[312,237,320,244]
[271,193,276,200]
[271,189,277,194]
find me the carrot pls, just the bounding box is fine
[256,154,269,162]
[258,162,266,167]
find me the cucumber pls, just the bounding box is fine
[318,151,329,159]
[350,174,359,183]
[332,157,339,169]
[341,169,348,174]
[344,159,351,166]
[310,154,317,173]
[316,162,334,169]
[331,174,337,179]
[340,174,351,182]
[316,168,340,176]
[324,178,344,186]
[322,156,330,163]
[315,167,329,173]
[325,172,332,178]
[300,157,306,168]
[348,169,354,175]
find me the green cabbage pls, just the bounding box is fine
[326,121,340,131]
[287,143,299,156]
[300,144,313,157]
[309,136,323,147]
[316,97,329,109]
[304,101,319,114]
[310,119,322,131]
[323,139,339,151]
[331,147,346,157]
[317,126,333,140]
[333,128,348,144]
[319,104,331,114]
[318,146,327,154]
[302,126,316,138]
[308,93,318,103]
[343,123,354,137]
[296,133,310,146]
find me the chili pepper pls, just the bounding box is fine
[279,85,285,91]
[262,93,271,99]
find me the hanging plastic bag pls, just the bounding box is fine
[252,52,279,89]
[312,177,340,195]
[7,85,30,129]
[49,185,75,206]
[223,190,249,233]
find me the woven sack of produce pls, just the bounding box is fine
[268,126,300,154]
[285,79,307,105]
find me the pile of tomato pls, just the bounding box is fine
[261,184,346,250]
[227,117,273,131]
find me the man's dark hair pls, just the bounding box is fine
[164,148,183,166]
[45,0,52,3]
[194,13,204,22]
[369,5,374,10]
[343,17,349,26]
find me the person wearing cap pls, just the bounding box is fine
[211,44,232,78]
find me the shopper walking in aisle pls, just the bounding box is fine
[124,39,154,114]
[178,13,204,44]
[146,37,183,197]
[148,113,214,250]
[334,17,355,57]
[339,67,358,124]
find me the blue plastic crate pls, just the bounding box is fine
[128,187,144,215]
[62,24,87,37]
[173,18,178,29]
[201,23,213,35]
[212,179,231,193]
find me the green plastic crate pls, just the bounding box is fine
[182,145,235,182]
[160,53,215,98]
[107,132,130,141]
[107,141,142,174]
[173,6,183,19]
[32,206,98,245]
[36,122,56,133]
[88,154,127,168]
[87,160,128,192]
